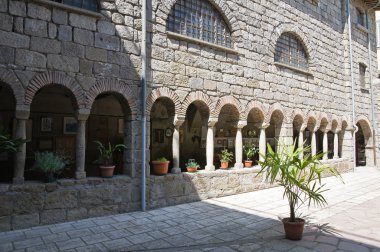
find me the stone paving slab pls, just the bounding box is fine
[1,167,380,252]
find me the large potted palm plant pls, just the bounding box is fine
[258,141,342,240]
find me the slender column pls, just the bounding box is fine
[322,129,329,160]
[171,118,184,174]
[75,111,89,179]
[298,124,306,159]
[311,130,317,156]
[334,129,341,159]
[205,120,217,171]
[259,123,269,162]
[13,110,30,184]
[234,121,247,169]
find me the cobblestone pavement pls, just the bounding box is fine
[1,167,380,252]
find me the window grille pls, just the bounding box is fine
[359,63,366,88]
[50,0,98,12]
[167,0,232,48]
[274,33,308,70]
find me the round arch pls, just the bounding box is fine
[0,68,25,106]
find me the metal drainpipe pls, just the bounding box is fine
[141,0,147,211]
[346,0,357,170]
[366,9,377,166]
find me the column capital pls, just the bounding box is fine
[75,108,91,121]
[173,115,185,127]
[300,123,307,132]
[333,128,341,134]
[15,110,30,120]
[260,122,270,129]
[322,127,331,133]
[235,120,247,129]
[208,119,218,127]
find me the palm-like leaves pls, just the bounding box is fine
[0,126,27,154]
[94,141,127,165]
[258,141,342,222]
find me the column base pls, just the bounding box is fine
[171,167,181,174]
[205,165,215,171]
[75,171,86,179]
[12,177,24,184]
[333,156,339,159]
[234,163,244,169]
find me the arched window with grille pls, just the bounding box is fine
[274,33,309,70]
[50,0,98,12]
[167,0,232,48]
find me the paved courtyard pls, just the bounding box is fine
[1,167,380,252]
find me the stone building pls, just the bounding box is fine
[0,0,378,230]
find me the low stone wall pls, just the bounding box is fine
[0,159,354,231]
[0,176,138,231]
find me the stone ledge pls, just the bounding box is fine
[167,31,240,55]
[274,62,313,76]
[22,0,103,19]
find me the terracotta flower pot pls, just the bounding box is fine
[220,162,229,169]
[100,165,115,178]
[152,161,170,175]
[282,217,305,240]
[244,160,253,168]
[186,167,197,173]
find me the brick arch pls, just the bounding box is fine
[356,115,373,146]
[306,111,318,130]
[290,109,305,124]
[25,71,86,109]
[159,0,242,34]
[265,103,285,124]
[318,112,329,130]
[180,91,212,117]
[269,23,315,68]
[341,116,349,129]
[212,95,241,118]
[242,100,266,120]
[146,87,181,116]
[330,114,340,131]
[87,79,138,120]
[0,68,25,106]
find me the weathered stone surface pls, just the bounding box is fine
[0,0,7,12]
[30,37,61,54]
[95,33,120,51]
[48,23,57,38]
[115,25,133,40]
[98,21,116,35]
[25,18,47,37]
[85,46,107,62]
[27,3,51,21]
[45,190,78,209]
[12,213,39,229]
[80,187,114,205]
[0,45,15,64]
[0,216,10,231]
[93,62,119,76]
[67,207,87,221]
[88,205,119,217]
[62,42,84,58]
[15,49,46,68]
[13,193,44,214]
[40,209,66,225]
[9,0,26,17]
[69,13,96,31]
[47,54,79,72]
[0,31,29,48]
[52,8,67,25]
[115,0,134,15]
[58,25,72,41]
[0,195,13,216]
[0,13,13,31]
[107,51,130,66]
[111,13,124,24]
[73,28,94,46]
[79,59,93,74]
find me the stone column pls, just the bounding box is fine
[75,110,90,179]
[322,129,329,160]
[205,119,217,171]
[13,110,30,184]
[234,121,247,169]
[311,130,317,156]
[171,118,185,174]
[298,125,306,159]
[334,129,340,159]
[259,123,269,162]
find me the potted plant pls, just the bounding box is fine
[258,141,342,240]
[151,157,170,175]
[243,143,258,167]
[218,149,233,169]
[185,159,199,173]
[32,152,67,182]
[94,141,127,178]
[0,126,27,154]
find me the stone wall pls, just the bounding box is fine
[0,159,352,231]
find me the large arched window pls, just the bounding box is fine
[167,0,232,48]
[274,33,308,70]
[51,0,98,12]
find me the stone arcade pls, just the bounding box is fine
[0,0,379,230]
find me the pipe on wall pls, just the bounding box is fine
[141,0,147,211]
